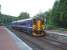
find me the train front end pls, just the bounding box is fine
[32,18,46,36]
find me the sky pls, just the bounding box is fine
[0,0,55,17]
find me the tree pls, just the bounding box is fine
[18,12,30,19]
[51,0,60,26]
[0,14,16,25]
[59,0,67,28]
[51,0,67,28]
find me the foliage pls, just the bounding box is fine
[50,0,60,26]
[18,12,30,19]
[0,14,15,25]
[59,0,67,28]
[51,0,67,28]
[0,12,30,26]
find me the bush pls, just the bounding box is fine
[46,24,57,30]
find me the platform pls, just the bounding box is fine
[0,26,32,50]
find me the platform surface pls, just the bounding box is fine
[0,26,32,50]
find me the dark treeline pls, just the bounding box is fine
[51,0,67,28]
[0,12,30,26]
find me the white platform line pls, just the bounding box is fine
[46,31,67,36]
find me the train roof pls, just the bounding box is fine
[12,18,33,23]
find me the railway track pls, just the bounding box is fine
[10,29,65,50]
[20,35,44,50]
[37,36,67,50]
[12,30,45,50]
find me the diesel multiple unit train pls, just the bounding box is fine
[11,18,46,36]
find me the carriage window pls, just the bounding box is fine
[19,22,26,26]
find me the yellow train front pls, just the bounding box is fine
[32,18,46,36]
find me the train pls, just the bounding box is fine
[11,17,46,36]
